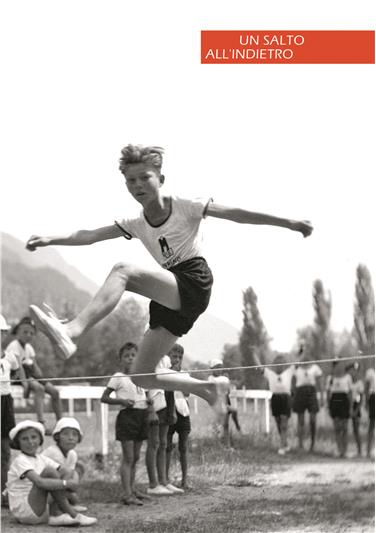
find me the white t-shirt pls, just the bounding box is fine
[1,352,19,395]
[42,444,78,470]
[174,391,190,417]
[5,339,36,367]
[119,196,211,269]
[7,452,59,507]
[264,367,294,394]
[148,356,172,412]
[365,367,375,394]
[106,373,148,409]
[326,373,353,394]
[295,364,323,387]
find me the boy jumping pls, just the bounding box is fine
[26,144,313,411]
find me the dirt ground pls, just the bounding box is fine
[1,456,374,533]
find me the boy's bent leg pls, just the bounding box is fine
[30,262,181,358]
[132,328,223,407]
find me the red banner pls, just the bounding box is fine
[201,31,375,64]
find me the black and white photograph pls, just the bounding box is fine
[1,1,375,531]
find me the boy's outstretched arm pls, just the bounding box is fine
[206,203,313,238]
[26,224,124,251]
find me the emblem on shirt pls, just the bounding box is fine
[158,236,174,259]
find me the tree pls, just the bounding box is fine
[222,343,243,386]
[239,287,270,388]
[311,279,334,360]
[353,264,375,367]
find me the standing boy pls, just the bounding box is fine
[166,344,191,490]
[101,342,149,505]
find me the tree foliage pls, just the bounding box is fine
[353,264,375,366]
[239,287,270,388]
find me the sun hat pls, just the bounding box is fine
[0,314,11,331]
[52,417,83,438]
[209,358,224,369]
[9,420,45,449]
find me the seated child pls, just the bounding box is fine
[166,344,191,490]
[101,342,149,505]
[7,317,63,432]
[42,417,87,511]
[6,420,97,526]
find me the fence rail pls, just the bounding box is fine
[11,385,272,456]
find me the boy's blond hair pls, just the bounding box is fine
[119,144,164,175]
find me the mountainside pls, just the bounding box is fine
[1,232,98,296]
[1,232,239,362]
[180,312,239,363]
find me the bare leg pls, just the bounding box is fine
[297,413,305,449]
[131,441,143,494]
[178,432,190,488]
[166,430,174,483]
[157,424,169,486]
[131,328,218,404]
[223,413,230,447]
[28,380,46,424]
[279,415,289,449]
[367,418,375,457]
[120,441,134,499]
[28,467,77,518]
[66,263,181,339]
[333,418,342,456]
[146,423,159,488]
[351,416,362,456]
[309,413,317,451]
[44,382,63,421]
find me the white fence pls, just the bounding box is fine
[11,385,272,456]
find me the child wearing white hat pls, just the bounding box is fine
[6,420,97,526]
[42,417,87,512]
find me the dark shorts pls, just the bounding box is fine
[292,385,319,414]
[168,412,191,436]
[329,393,350,419]
[115,408,149,442]
[271,393,291,418]
[1,394,16,437]
[369,393,375,420]
[149,257,213,337]
[155,406,177,426]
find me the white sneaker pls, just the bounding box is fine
[146,485,173,495]
[29,304,77,359]
[48,513,80,526]
[73,504,88,512]
[75,513,98,526]
[165,483,184,494]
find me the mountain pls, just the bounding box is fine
[179,312,239,364]
[1,232,239,362]
[1,232,98,296]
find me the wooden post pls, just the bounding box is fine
[94,400,109,457]
[193,396,198,415]
[86,398,92,418]
[242,386,247,413]
[68,398,74,417]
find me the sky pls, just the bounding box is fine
[1,0,375,351]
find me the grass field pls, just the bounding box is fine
[1,401,374,532]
